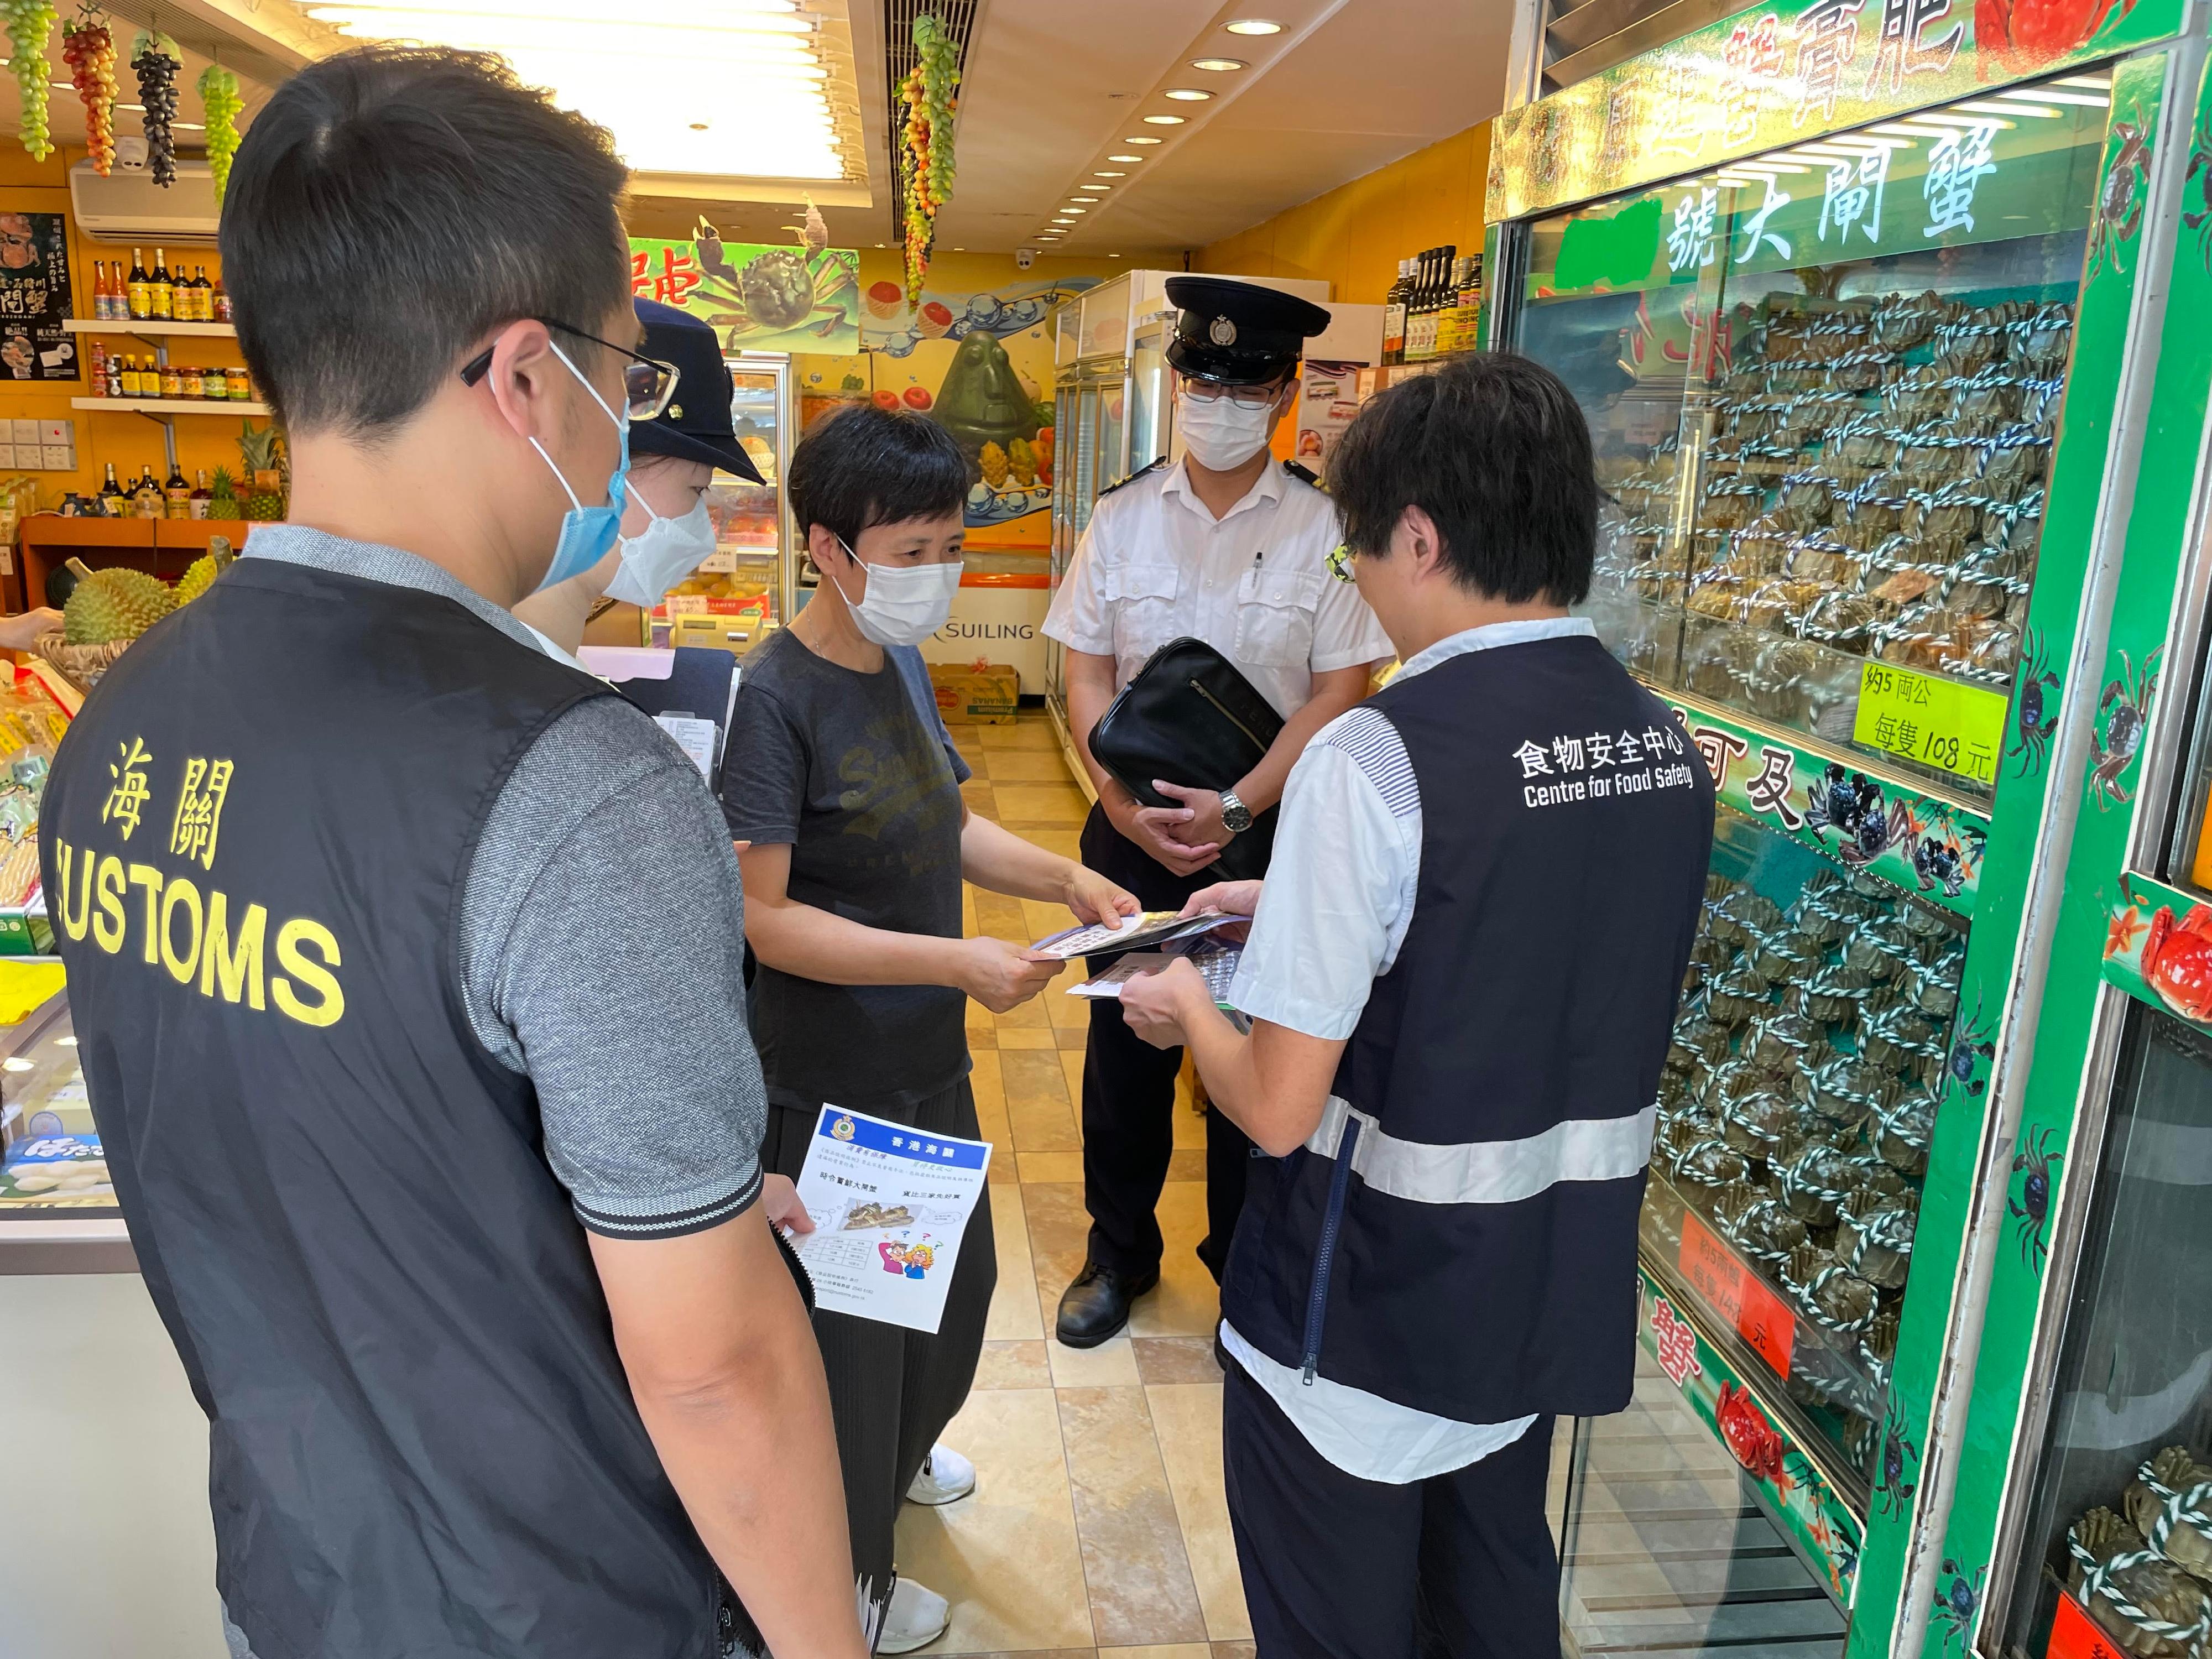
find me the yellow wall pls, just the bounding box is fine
[0,145,246,518]
[1199,122,1493,306]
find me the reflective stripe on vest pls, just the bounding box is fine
[1303,1095,1657,1206]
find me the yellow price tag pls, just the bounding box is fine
[1853,662,2008,786]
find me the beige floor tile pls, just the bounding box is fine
[1172,1094,1207,1150]
[1167,1149,1206,1182]
[1148,1383,1250,1642]
[1060,1047,1087,1104]
[970,1055,1016,1185]
[1058,1387,1209,1646]
[1099,1647,1212,1659]
[978,719,1061,749]
[962,780,997,815]
[969,1026,999,1052]
[1030,828,1087,859]
[973,1339,1053,1390]
[1212,1644,1257,1659]
[973,891,1031,938]
[1021,1180,1090,1328]
[997,1027,1060,1050]
[1133,1337,1223,1385]
[984,1183,1043,1342]
[986,749,1078,782]
[1129,1183,1219,1338]
[963,885,978,937]
[1023,896,1078,939]
[995,784,1092,826]
[895,1387,1091,1655]
[1001,1051,1079,1150]
[995,992,1053,1034]
[1020,1150,1085,1183]
[1047,1331,1143,1387]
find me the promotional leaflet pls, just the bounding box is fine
[1031,909,1248,961]
[787,1106,990,1335]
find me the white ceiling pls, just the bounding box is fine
[0,0,1515,260]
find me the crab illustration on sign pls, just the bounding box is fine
[1932,1557,1987,1652]
[1876,1391,1920,1519]
[2009,1124,2061,1269]
[658,222,861,353]
[2089,115,2152,276]
[2089,644,2161,809]
[2139,899,2212,1022]
[2007,626,2062,776]
[1945,993,1997,1098]
[1715,1381,1790,1488]
[1975,0,2137,76]
[2186,105,2212,270]
[1911,817,1975,898]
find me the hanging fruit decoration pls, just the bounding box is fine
[900,12,958,306]
[6,0,59,161]
[60,8,114,173]
[131,29,179,186]
[198,62,241,202]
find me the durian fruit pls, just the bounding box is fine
[63,565,177,644]
[175,538,235,606]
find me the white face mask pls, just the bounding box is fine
[604,485,717,608]
[825,537,962,648]
[1177,387,1278,470]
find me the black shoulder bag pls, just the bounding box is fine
[1087,637,1284,882]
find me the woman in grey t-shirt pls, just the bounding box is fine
[721,407,1136,1653]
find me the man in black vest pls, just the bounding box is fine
[1122,354,1715,1657]
[41,47,865,1659]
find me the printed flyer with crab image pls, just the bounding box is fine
[2102,873,2212,1031]
[786,1105,991,1335]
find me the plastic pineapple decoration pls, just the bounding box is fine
[237,419,286,520]
[901,13,959,305]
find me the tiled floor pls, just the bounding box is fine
[903,710,1255,1659]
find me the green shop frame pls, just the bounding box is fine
[1481,1,2212,1653]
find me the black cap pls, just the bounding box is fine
[1164,276,1333,387]
[630,297,765,483]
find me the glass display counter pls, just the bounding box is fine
[0,990,132,1274]
[649,353,797,658]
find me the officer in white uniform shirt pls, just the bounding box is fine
[1042,276,1391,1347]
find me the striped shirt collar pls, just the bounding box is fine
[1396,615,1596,683]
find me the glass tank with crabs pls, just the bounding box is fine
[1483,1,2212,1651]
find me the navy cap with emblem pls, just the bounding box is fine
[1164,276,1333,387]
[631,297,765,484]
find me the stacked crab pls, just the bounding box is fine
[2064,1451,2212,1658]
[1652,852,1971,1483]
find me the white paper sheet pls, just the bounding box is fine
[786,1105,993,1334]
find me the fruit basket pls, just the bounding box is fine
[34,632,128,692]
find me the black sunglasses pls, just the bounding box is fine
[459,319,680,420]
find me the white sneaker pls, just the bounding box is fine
[905,1443,976,1505]
[876,1576,950,1655]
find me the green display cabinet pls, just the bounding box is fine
[1482,3,2212,1652]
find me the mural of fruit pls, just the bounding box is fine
[2141,902,2212,1021]
[917,299,954,338]
[873,389,902,411]
[933,329,1040,478]
[1007,437,1036,486]
[866,279,904,321]
[978,442,1009,488]
[903,385,934,410]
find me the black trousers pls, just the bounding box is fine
[1078,802,1253,1282]
[1223,1364,1561,1659]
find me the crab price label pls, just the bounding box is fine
[1679,1214,1796,1378]
[1853,663,2009,787]
[2048,1590,2125,1659]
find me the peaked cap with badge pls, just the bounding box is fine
[1164,276,1333,387]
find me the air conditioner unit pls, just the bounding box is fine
[68,158,219,247]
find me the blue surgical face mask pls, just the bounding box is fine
[530,340,630,593]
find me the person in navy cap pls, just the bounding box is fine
[1042,275,1392,1347]
[514,295,765,661]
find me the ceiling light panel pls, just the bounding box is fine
[1162,87,1211,100]
[1143,114,1186,124]
[1190,57,1245,71]
[1224,17,1282,33]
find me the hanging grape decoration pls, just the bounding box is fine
[198,62,240,202]
[131,30,179,186]
[6,0,59,161]
[901,13,958,305]
[60,8,113,173]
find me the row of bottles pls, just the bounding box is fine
[85,339,254,402]
[95,461,217,520]
[1381,246,1484,366]
[90,248,230,324]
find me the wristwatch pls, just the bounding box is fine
[1219,790,1254,834]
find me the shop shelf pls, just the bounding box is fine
[62,319,237,338]
[70,397,270,417]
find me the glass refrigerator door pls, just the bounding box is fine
[1130,328,1171,474]
[656,356,790,655]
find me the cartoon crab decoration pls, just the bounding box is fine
[2090,118,2152,277]
[2009,1124,2062,1269]
[2089,644,2162,810]
[1805,764,1899,869]
[1913,827,1970,898]
[2007,627,2062,778]
[688,217,858,346]
[1716,1381,1790,1488]
[1945,994,1997,1100]
[2141,900,2212,1022]
[1932,1558,1987,1653]
[1876,1392,1921,1520]
[2185,105,2212,272]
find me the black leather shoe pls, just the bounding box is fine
[1055,1261,1159,1348]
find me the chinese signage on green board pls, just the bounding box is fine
[1486,0,2185,221]
[629,236,860,354]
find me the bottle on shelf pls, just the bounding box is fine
[127,247,151,321]
[165,460,192,519]
[1382,258,1411,366]
[189,469,212,520]
[192,267,215,322]
[160,360,184,399]
[105,351,124,399]
[1457,253,1484,353]
[87,336,106,394]
[174,265,196,323]
[150,248,174,321]
[98,462,129,516]
[212,276,231,324]
[117,354,139,397]
[107,259,126,321]
[1404,249,1433,363]
[133,465,164,518]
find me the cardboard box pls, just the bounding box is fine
[928,660,1019,725]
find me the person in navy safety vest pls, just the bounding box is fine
[39,47,869,1659]
[1121,353,1716,1658]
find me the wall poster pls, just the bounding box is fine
[0,214,76,382]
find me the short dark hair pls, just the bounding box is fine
[789,405,970,546]
[220,46,629,436]
[1331,352,1597,605]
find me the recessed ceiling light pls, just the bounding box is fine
[1143,114,1186,124]
[1191,57,1246,71]
[1095,169,1127,176]
[1162,88,1211,101]
[1,1057,30,1072]
[1224,17,1283,33]
[1109,252,1122,258]
[1062,205,1088,213]
[1125,135,1164,144]
[689,121,709,130]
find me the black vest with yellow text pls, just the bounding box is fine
[41,559,725,1659]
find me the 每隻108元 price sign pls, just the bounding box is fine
[1853,661,2009,786]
